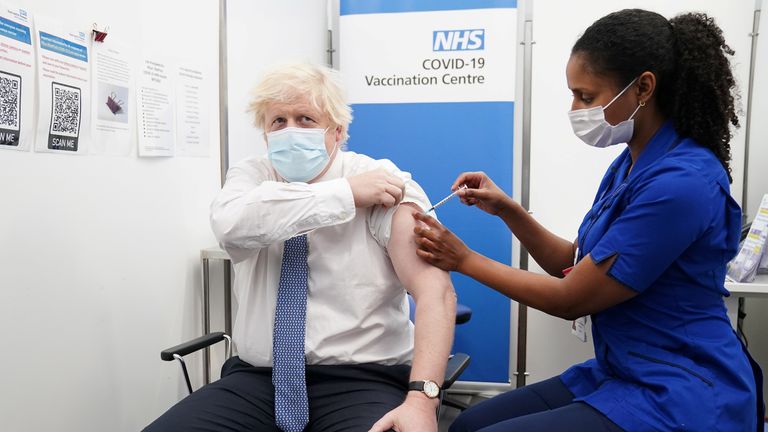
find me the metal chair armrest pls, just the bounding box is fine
[160,332,231,395]
[444,352,470,390]
[161,332,229,361]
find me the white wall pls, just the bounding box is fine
[0,0,221,431]
[521,0,756,385]
[226,0,328,167]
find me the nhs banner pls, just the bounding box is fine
[341,0,517,384]
[341,2,516,104]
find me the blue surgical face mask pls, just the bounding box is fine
[267,127,336,182]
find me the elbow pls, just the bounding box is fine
[542,282,583,321]
[410,274,457,315]
[438,280,459,318]
[437,282,458,318]
[558,308,583,321]
[550,298,586,321]
[210,210,237,245]
[210,209,272,250]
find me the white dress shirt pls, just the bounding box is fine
[210,150,432,367]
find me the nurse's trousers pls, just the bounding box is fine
[449,376,624,432]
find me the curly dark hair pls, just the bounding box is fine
[572,9,738,182]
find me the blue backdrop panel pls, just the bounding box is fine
[347,101,513,382]
[341,0,517,15]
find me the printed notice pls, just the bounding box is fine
[91,43,132,156]
[138,58,174,157]
[34,17,90,154]
[0,4,35,151]
[175,64,209,157]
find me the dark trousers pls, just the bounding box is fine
[449,376,624,432]
[144,356,410,432]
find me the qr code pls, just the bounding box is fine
[50,82,81,137]
[0,71,21,130]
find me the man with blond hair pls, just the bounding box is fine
[144,63,456,432]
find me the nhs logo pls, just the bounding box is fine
[433,29,485,51]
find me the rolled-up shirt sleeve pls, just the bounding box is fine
[210,159,356,263]
[366,159,432,249]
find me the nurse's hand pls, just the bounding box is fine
[452,171,513,216]
[412,212,472,272]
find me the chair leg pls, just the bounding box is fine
[442,395,470,411]
[173,354,194,395]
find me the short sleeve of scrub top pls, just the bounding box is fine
[588,164,718,293]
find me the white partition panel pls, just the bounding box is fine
[226,0,328,167]
[745,3,768,220]
[743,0,768,404]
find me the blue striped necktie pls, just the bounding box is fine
[273,234,309,432]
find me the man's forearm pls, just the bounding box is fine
[409,273,456,392]
[212,178,355,251]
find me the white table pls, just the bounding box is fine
[725,274,768,328]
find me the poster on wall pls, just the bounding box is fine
[341,0,517,383]
[137,57,175,157]
[0,4,35,151]
[175,63,209,157]
[34,17,90,154]
[90,42,133,156]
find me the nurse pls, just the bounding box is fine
[413,9,764,432]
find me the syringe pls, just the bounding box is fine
[425,184,468,214]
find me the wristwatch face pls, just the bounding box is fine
[423,380,440,398]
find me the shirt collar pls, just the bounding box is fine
[595,121,678,200]
[628,120,679,178]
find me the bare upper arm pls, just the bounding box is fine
[386,203,453,300]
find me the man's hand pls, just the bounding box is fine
[368,394,438,432]
[346,169,405,208]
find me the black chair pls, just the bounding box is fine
[161,299,473,414]
[161,332,470,417]
[445,303,472,411]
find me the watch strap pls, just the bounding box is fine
[407,380,441,398]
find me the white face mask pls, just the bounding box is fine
[568,78,643,148]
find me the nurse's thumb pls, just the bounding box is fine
[461,187,490,201]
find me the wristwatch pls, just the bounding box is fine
[408,380,441,399]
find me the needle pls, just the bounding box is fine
[425,185,468,214]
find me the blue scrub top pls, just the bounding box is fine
[560,122,763,431]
